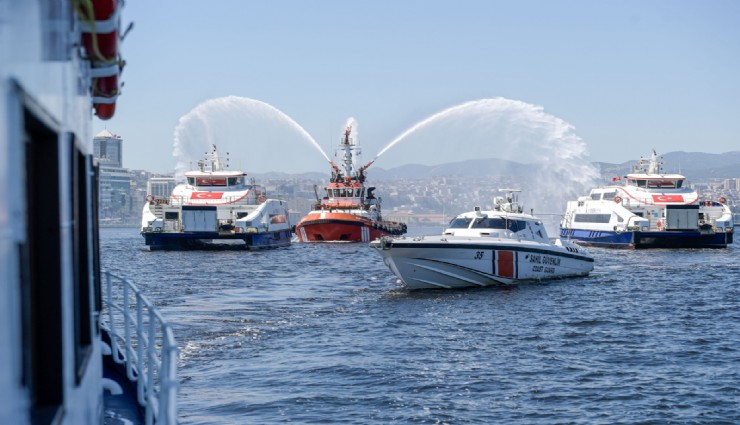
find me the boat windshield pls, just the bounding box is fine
[472,217,529,232]
[448,217,473,228]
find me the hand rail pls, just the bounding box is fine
[101,271,179,425]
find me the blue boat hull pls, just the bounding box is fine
[142,230,292,251]
[559,228,733,249]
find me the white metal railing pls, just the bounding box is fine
[101,271,179,425]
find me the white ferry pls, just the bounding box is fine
[141,145,292,250]
[2,1,177,424]
[371,190,594,290]
[560,150,734,248]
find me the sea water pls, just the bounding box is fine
[101,227,739,424]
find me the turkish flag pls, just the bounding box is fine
[651,194,683,203]
[190,192,224,199]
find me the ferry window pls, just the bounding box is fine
[187,177,195,185]
[574,213,612,223]
[334,189,340,197]
[165,212,179,220]
[636,180,646,188]
[676,180,683,188]
[355,188,361,197]
[69,140,93,384]
[448,217,473,228]
[602,192,616,200]
[197,178,227,186]
[228,177,238,186]
[648,180,676,189]
[21,105,64,419]
[591,193,600,200]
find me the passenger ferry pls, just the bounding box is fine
[560,150,734,248]
[2,1,178,423]
[295,125,406,242]
[371,190,594,290]
[141,145,292,250]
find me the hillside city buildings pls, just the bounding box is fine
[93,131,740,226]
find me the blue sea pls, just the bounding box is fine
[100,227,739,424]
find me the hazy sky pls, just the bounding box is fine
[94,0,740,174]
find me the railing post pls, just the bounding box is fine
[146,308,157,425]
[137,293,146,407]
[123,280,136,381]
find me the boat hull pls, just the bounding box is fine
[296,212,402,242]
[560,228,733,249]
[142,229,292,250]
[370,237,594,290]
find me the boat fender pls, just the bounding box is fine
[614,195,622,204]
[145,194,154,203]
[258,194,267,203]
[656,219,663,229]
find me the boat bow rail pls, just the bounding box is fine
[101,271,179,424]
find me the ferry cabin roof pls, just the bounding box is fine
[186,173,247,187]
[624,175,685,189]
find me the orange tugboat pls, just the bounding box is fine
[295,126,407,242]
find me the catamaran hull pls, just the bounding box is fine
[560,228,733,249]
[296,213,403,242]
[142,229,292,250]
[371,240,594,290]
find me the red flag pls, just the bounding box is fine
[190,192,224,200]
[651,194,683,203]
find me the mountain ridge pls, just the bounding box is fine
[249,151,740,181]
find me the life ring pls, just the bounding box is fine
[718,196,727,205]
[145,194,154,203]
[614,195,622,204]
[257,194,267,203]
[656,219,663,229]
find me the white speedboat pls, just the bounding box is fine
[2,2,177,423]
[371,190,594,290]
[560,150,734,248]
[141,145,292,250]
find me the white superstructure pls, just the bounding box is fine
[371,190,594,290]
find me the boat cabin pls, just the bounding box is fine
[625,175,685,189]
[185,172,248,188]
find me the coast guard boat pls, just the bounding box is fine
[2,1,178,424]
[141,145,292,250]
[560,150,734,248]
[371,190,594,290]
[295,125,407,242]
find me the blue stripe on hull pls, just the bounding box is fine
[142,230,292,250]
[560,228,732,249]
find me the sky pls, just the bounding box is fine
[94,0,740,174]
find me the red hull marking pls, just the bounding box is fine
[651,194,684,203]
[190,192,224,200]
[496,250,514,278]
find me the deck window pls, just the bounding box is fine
[21,104,64,422]
[448,217,473,228]
[647,180,677,189]
[574,213,612,223]
[602,191,617,200]
[69,138,93,383]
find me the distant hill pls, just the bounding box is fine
[371,158,529,180]
[250,151,740,181]
[595,151,740,180]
